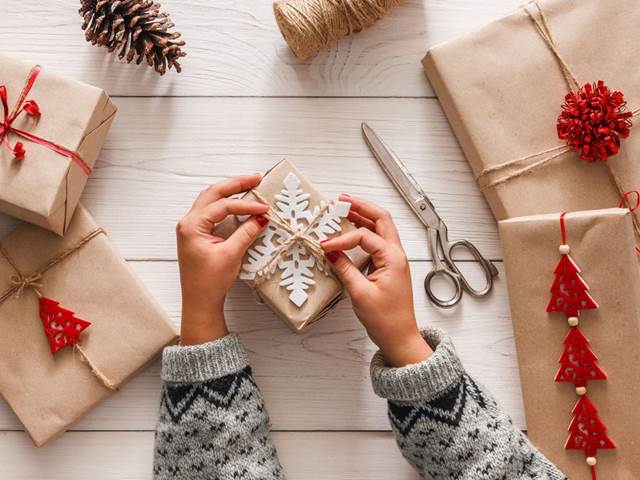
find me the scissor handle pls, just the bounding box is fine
[424,267,463,308]
[443,238,498,298]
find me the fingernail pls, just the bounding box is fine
[255,215,269,227]
[341,193,351,197]
[325,251,340,264]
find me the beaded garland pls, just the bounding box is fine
[546,212,615,480]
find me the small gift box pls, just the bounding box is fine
[500,208,640,479]
[215,159,369,332]
[0,206,178,446]
[423,0,640,227]
[0,52,117,235]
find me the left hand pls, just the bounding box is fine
[176,174,269,345]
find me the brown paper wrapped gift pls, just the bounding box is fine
[0,206,178,446]
[0,52,117,235]
[215,159,369,332]
[423,0,640,224]
[499,208,640,479]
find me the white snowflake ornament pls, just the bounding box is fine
[241,172,350,307]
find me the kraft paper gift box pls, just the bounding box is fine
[499,208,640,479]
[215,159,369,332]
[0,52,117,235]
[423,0,640,222]
[0,206,178,446]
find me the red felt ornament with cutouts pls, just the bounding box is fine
[546,254,598,317]
[555,326,607,388]
[566,396,616,457]
[547,213,615,480]
[39,297,91,354]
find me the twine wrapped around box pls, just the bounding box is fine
[473,1,640,238]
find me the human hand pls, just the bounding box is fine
[176,175,269,345]
[321,195,433,367]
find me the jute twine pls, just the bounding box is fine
[475,0,640,237]
[0,228,117,391]
[273,0,401,59]
[244,190,333,284]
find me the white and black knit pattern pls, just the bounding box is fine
[153,335,283,480]
[153,328,565,479]
[371,328,567,480]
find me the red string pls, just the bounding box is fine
[591,465,597,480]
[619,190,640,212]
[560,212,568,244]
[0,66,92,175]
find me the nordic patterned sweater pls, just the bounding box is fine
[153,327,566,480]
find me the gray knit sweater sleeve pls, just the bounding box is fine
[371,327,566,480]
[153,334,283,479]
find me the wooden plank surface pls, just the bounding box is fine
[0,262,523,432]
[0,97,500,260]
[0,0,528,477]
[0,431,420,480]
[0,0,519,97]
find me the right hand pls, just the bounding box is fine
[321,195,433,367]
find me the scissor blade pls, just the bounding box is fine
[362,122,440,228]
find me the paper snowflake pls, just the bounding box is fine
[240,172,350,307]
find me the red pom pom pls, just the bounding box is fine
[557,80,633,162]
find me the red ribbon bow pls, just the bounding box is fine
[0,66,92,175]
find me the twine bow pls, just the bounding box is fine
[245,190,333,283]
[0,66,93,175]
[10,273,43,299]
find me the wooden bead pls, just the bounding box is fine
[576,386,587,396]
[586,457,597,466]
[568,317,579,327]
[559,244,570,255]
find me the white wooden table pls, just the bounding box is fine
[0,1,524,478]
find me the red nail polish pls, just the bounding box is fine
[255,215,269,227]
[325,251,340,263]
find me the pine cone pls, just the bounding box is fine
[79,0,186,75]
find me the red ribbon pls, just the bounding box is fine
[619,191,640,254]
[619,190,640,212]
[0,66,92,175]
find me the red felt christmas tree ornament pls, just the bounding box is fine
[557,80,633,163]
[555,326,607,389]
[566,396,616,479]
[39,296,91,354]
[546,253,598,317]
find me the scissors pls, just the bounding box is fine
[362,123,498,308]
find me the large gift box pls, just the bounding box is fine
[500,208,640,479]
[423,0,640,222]
[0,206,178,446]
[215,159,369,332]
[0,52,117,235]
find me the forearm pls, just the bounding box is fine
[371,327,566,480]
[153,334,283,479]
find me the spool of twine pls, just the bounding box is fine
[273,0,401,59]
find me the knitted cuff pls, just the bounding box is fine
[370,327,465,402]
[161,334,250,383]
